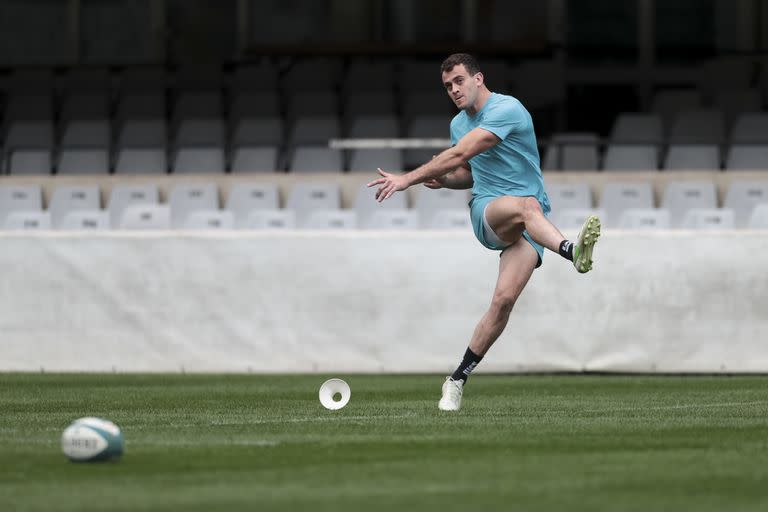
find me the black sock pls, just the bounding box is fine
[559,240,574,261]
[450,348,483,384]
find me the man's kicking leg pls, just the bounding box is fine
[439,239,539,411]
[485,196,600,273]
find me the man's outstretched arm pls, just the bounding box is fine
[368,127,498,201]
[424,165,473,190]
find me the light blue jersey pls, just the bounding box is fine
[450,92,550,263]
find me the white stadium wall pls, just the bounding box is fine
[1,231,767,374]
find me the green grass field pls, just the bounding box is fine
[2,374,767,511]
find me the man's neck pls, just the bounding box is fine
[466,88,492,116]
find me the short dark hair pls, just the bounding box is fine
[440,53,481,76]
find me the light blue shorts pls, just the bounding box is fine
[469,195,546,268]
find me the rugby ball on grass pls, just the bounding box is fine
[61,417,124,462]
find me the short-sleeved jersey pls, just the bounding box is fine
[450,92,550,213]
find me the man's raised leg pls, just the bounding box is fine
[439,238,539,411]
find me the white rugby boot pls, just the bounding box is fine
[438,377,464,411]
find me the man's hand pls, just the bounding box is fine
[423,176,446,189]
[367,168,411,202]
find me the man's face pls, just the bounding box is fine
[441,64,481,110]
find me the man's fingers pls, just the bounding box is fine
[377,168,388,177]
[367,178,385,187]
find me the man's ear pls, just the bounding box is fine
[475,72,484,86]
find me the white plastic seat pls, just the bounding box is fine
[725,146,768,171]
[289,147,343,172]
[552,208,606,231]
[118,119,166,148]
[182,210,234,230]
[175,119,225,146]
[118,204,171,230]
[616,208,671,230]
[679,208,735,230]
[231,147,278,173]
[225,183,280,227]
[414,188,469,228]
[2,211,51,230]
[168,183,219,227]
[600,183,654,228]
[286,183,341,226]
[48,185,101,228]
[107,184,160,227]
[664,145,721,171]
[58,210,109,230]
[748,204,768,228]
[60,120,110,148]
[602,145,658,171]
[244,210,296,230]
[304,210,357,229]
[364,210,419,230]
[723,181,768,227]
[661,181,718,227]
[546,183,593,211]
[354,183,408,227]
[425,209,471,230]
[0,185,43,224]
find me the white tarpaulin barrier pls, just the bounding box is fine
[1,231,767,373]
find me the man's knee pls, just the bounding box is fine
[521,196,543,222]
[490,291,516,315]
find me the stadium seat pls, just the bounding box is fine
[602,145,658,171]
[730,113,768,143]
[600,183,654,228]
[3,121,54,174]
[663,145,721,171]
[287,92,339,118]
[289,116,340,146]
[725,146,768,170]
[0,185,43,224]
[172,148,225,174]
[609,113,663,144]
[243,210,296,230]
[107,184,160,227]
[115,149,167,175]
[748,204,768,228]
[354,183,408,228]
[174,93,222,121]
[400,60,442,92]
[679,208,735,230]
[713,89,761,128]
[231,147,279,173]
[60,92,110,121]
[542,133,600,171]
[425,209,472,230]
[349,148,403,174]
[58,210,110,230]
[364,210,419,230]
[2,211,51,230]
[550,208,606,231]
[304,210,357,229]
[546,183,593,211]
[661,181,718,227]
[616,208,671,230]
[58,150,110,175]
[286,183,341,227]
[347,115,400,138]
[343,59,396,93]
[116,93,166,121]
[182,210,235,230]
[650,89,702,132]
[402,91,456,120]
[232,63,280,92]
[283,58,342,92]
[669,110,725,144]
[120,66,166,93]
[723,181,768,227]
[3,94,54,122]
[225,183,280,227]
[344,92,397,119]
[414,188,469,228]
[118,119,167,148]
[168,183,219,228]
[118,204,171,230]
[230,93,281,120]
[58,120,111,174]
[403,115,452,169]
[48,185,101,228]
[232,118,284,147]
[7,150,52,175]
[289,147,343,172]
[172,119,226,173]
